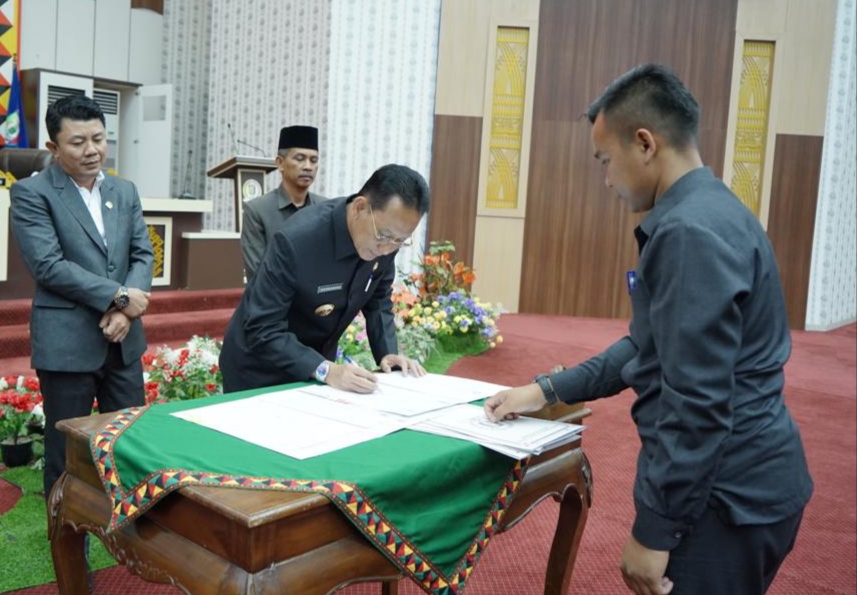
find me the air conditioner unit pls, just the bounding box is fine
[93,88,120,175]
[21,69,94,149]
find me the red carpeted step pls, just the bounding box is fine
[0,289,243,327]
[145,288,244,315]
[144,308,235,346]
[0,354,34,377]
[0,310,236,360]
[0,323,30,361]
[0,298,31,327]
[0,289,243,361]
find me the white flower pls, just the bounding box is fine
[31,404,45,426]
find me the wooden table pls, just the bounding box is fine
[49,404,592,595]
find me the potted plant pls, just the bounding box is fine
[0,376,44,467]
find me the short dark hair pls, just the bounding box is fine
[359,164,430,216]
[585,63,700,149]
[45,95,106,142]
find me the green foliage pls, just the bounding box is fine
[395,322,438,363]
[336,314,440,368]
[0,467,116,591]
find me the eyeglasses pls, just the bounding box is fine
[368,205,413,247]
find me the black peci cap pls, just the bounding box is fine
[278,125,318,151]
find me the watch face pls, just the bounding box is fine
[315,361,330,382]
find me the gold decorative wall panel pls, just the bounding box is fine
[485,27,529,210]
[145,216,172,287]
[730,41,774,216]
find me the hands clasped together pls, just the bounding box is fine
[99,288,150,343]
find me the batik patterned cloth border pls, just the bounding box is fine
[90,406,528,595]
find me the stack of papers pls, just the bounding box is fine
[412,404,585,459]
[171,373,585,460]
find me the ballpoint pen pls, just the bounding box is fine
[344,356,383,392]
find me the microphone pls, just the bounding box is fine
[178,149,196,199]
[236,138,267,157]
[227,122,239,155]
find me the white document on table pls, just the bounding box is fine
[171,390,408,459]
[296,373,510,417]
[295,383,451,417]
[375,372,509,401]
[413,404,585,459]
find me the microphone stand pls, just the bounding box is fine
[178,148,196,199]
[237,138,268,157]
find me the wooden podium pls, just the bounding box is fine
[207,155,277,231]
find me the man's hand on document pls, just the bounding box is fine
[379,354,427,378]
[484,383,547,422]
[327,362,380,394]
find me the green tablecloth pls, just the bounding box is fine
[91,383,528,595]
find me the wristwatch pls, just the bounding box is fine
[113,286,130,310]
[313,360,331,383]
[533,374,560,405]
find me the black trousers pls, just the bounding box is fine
[666,503,805,594]
[38,344,144,498]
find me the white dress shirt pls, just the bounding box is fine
[72,170,107,246]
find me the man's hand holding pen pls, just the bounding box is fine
[327,357,379,393]
[327,354,425,394]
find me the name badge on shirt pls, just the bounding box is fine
[317,283,343,294]
[626,270,639,293]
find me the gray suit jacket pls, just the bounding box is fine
[10,163,154,371]
[241,185,324,280]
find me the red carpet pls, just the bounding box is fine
[2,315,854,594]
[0,288,242,375]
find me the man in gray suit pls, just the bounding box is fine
[241,125,325,281]
[11,95,154,497]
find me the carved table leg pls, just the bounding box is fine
[48,473,90,594]
[380,581,399,595]
[544,453,593,595]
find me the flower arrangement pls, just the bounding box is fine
[338,241,503,363]
[336,312,438,367]
[0,376,44,445]
[404,240,476,302]
[397,241,503,352]
[143,336,223,403]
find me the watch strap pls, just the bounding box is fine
[534,374,560,405]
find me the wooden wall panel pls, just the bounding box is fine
[427,115,482,267]
[519,0,738,317]
[767,134,823,330]
[131,0,164,14]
